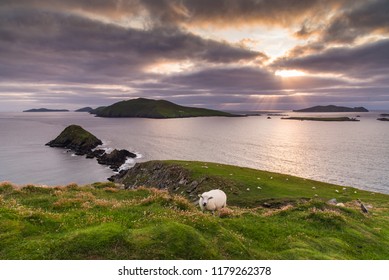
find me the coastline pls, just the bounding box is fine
[1,160,389,260]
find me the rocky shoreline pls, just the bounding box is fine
[46,125,136,174]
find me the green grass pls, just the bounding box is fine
[1,161,388,260]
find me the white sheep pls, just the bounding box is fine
[198,189,227,214]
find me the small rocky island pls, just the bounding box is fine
[46,125,136,172]
[377,118,389,121]
[294,105,369,113]
[23,108,69,112]
[282,117,360,122]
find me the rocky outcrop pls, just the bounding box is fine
[110,161,243,202]
[46,125,136,173]
[97,149,136,171]
[46,125,102,155]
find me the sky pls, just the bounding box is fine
[1,0,389,111]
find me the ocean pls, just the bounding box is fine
[1,111,388,194]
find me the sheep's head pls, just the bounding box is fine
[199,194,213,207]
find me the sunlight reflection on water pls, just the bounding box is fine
[0,112,388,193]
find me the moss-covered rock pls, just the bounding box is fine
[46,125,102,155]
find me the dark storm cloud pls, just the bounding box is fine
[0,8,262,84]
[322,0,389,44]
[1,0,388,111]
[138,0,344,27]
[274,39,389,79]
[291,0,389,56]
[163,67,348,93]
[1,0,355,28]
[164,67,281,92]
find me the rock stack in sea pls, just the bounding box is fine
[46,124,136,172]
[46,125,102,155]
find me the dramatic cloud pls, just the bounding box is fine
[274,39,389,79]
[322,0,389,44]
[0,0,354,28]
[0,8,263,84]
[0,0,388,110]
[291,0,389,56]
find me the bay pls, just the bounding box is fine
[0,111,388,194]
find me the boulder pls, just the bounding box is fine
[97,149,136,171]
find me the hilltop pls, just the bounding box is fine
[1,160,388,260]
[294,105,369,113]
[23,108,69,112]
[92,98,238,118]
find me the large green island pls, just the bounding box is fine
[91,98,238,118]
[1,161,388,260]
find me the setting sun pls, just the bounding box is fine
[275,69,306,77]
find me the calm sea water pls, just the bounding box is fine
[1,111,389,194]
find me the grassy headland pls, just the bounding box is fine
[1,161,388,260]
[92,98,238,118]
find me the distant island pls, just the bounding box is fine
[23,108,69,112]
[89,106,106,114]
[377,118,389,121]
[282,117,360,122]
[293,105,369,113]
[75,107,93,112]
[91,98,238,118]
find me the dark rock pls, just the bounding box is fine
[46,125,102,156]
[111,161,238,202]
[86,149,105,159]
[47,125,138,176]
[97,149,136,170]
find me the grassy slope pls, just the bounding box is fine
[1,161,388,260]
[96,98,235,118]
